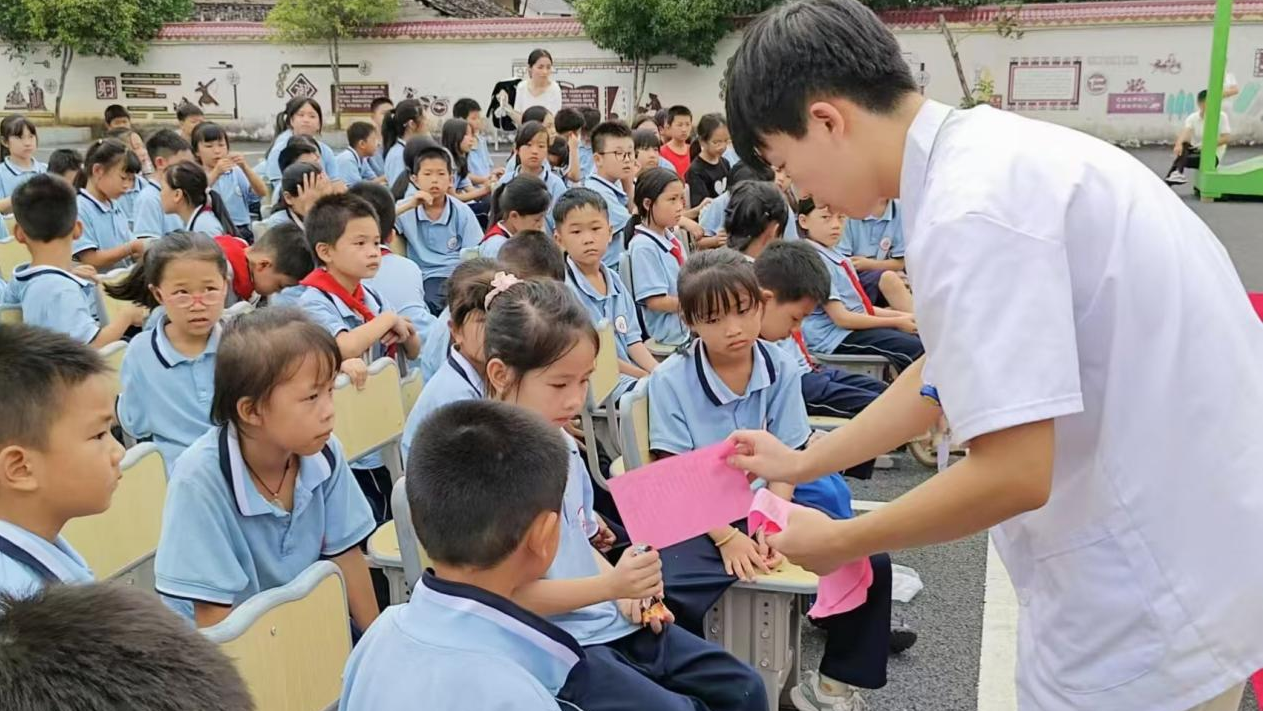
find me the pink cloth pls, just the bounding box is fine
[1250,292,1263,320]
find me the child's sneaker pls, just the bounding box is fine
[792,671,867,711]
[1164,171,1188,185]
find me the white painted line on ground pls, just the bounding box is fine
[977,534,1019,710]
[852,499,886,511]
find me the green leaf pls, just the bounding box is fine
[266,0,399,44]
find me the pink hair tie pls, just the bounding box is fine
[484,271,522,309]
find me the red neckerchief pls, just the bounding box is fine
[213,235,254,302]
[668,235,685,266]
[299,268,395,357]
[481,221,509,244]
[791,329,818,370]
[839,257,875,316]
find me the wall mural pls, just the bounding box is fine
[1008,56,1082,111]
[2,56,55,114]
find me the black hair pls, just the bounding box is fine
[77,137,141,190]
[212,307,341,430]
[347,181,397,243]
[624,166,681,246]
[591,120,632,155]
[305,193,381,265]
[630,113,656,132]
[452,97,481,121]
[410,144,453,176]
[440,118,471,179]
[527,48,554,69]
[278,134,320,174]
[104,230,228,309]
[580,107,603,136]
[446,258,500,330]
[104,126,139,146]
[369,96,394,113]
[485,278,598,396]
[0,582,254,710]
[253,223,314,282]
[1198,89,1209,102]
[190,121,232,162]
[521,106,551,126]
[346,120,377,150]
[724,180,788,254]
[515,121,550,159]
[381,98,425,160]
[730,160,775,187]
[690,113,727,161]
[678,248,764,326]
[12,174,77,242]
[498,230,566,282]
[275,96,324,137]
[666,105,693,126]
[175,101,204,122]
[274,161,324,215]
[390,136,445,199]
[47,148,83,178]
[552,186,608,227]
[555,107,584,135]
[103,104,130,124]
[490,174,551,226]
[163,161,237,237]
[0,323,107,448]
[407,400,568,569]
[145,128,192,161]
[754,239,830,304]
[0,116,37,161]
[633,128,662,153]
[725,0,917,168]
[547,135,569,166]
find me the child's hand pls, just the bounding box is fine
[754,528,785,571]
[492,166,506,182]
[563,419,586,449]
[718,532,770,582]
[339,358,369,390]
[124,303,148,328]
[618,597,675,633]
[129,239,148,257]
[230,153,246,167]
[589,518,617,553]
[678,218,703,240]
[72,264,98,281]
[389,316,415,344]
[605,545,662,601]
[893,314,918,335]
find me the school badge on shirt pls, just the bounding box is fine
[614,315,628,335]
[879,236,893,258]
[447,236,458,251]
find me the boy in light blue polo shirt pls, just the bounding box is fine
[347,182,435,342]
[342,400,583,710]
[582,121,635,269]
[394,144,483,315]
[154,309,378,630]
[0,323,119,596]
[333,121,380,187]
[842,197,914,313]
[132,130,193,239]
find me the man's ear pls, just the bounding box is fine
[807,100,849,140]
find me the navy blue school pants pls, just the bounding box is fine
[856,268,888,307]
[801,369,886,480]
[422,277,449,316]
[558,626,767,710]
[834,328,924,372]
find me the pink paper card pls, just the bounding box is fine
[611,442,754,550]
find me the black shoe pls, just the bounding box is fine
[889,623,917,655]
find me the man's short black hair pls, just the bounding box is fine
[725,0,918,167]
[176,102,204,121]
[11,174,77,243]
[754,239,830,304]
[407,400,568,568]
[279,135,320,173]
[522,106,551,125]
[306,193,381,264]
[591,120,632,154]
[103,104,130,123]
[347,181,396,243]
[47,148,82,177]
[0,582,254,710]
[253,223,315,281]
[453,97,481,120]
[1197,89,1209,102]
[580,107,603,135]
[0,323,106,450]
[370,96,394,113]
[552,186,609,227]
[666,105,693,124]
[498,229,566,282]
[346,120,377,148]
[555,107,584,134]
[145,128,192,161]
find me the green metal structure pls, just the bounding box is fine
[1195,0,1263,200]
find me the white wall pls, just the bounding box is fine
[0,14,1261,143]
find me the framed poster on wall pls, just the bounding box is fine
[1008,58,1082,110]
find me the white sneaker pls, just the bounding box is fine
[1165,171,1188,185]
[791,671,868,711]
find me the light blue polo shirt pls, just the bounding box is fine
[260,207,301,232]
[777,336,814,377]
[333,148,375,188]
[546,434,636,646]
[2,264,103,343]
[365,252,435,339]
[74,189,133,269]
[700,190,799,240]
[183,206,226,236]
[478,223,510,260]
[401,346,482,464]
[627,226,689,347]
[583,173,631,269]
[340,571,580,711]
[564,257,642,396]
[155,426,375,617]
[266,284,306,308]
[212,167,254,227]
[497,163,566,233]
[801,240,867,353]
[367,151,386,179]
[842,199,905,260]
[264,129,338,190]
[383,139,407,188]
[722,145,740,167]
[118,321,220,474]
[418,306,451,381]
[132,177,183,238]
[467,135,493,180]
[0,157,47,205]
[394,193,483,282]
[647,339,853,518]
[0,520,93,597]
[117,173,143,226]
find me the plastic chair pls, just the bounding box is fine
[0,236,27,280]
[810,351,889,381]
[618,252,678,359]
[202,561,351,711]
[332,357,406,481]
[399,368,424,416]
[581,320,623,490]
[0,304,20,325]
[365,478,431,603]
[61,443,166,588]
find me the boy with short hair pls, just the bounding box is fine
[659,105,694,179]
[452,97,501,188]
[175,102,204,142]
[133,128,194,239]
[0,323,122,596]
[578,107,602,179]
[582,121,636,269]
[245,222,314,305]
[843,197,914,313]
[554,107,585,184]
[46,149,82,187]
[279,135,322,176]
[349,181,435,339]
[341,400,579,710]
[0,582,255,709]
[103,104,131,130]
[500,228,566,282]
[3,175,143,345]
[335,121,383,187]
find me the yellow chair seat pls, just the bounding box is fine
[367,521,401,569]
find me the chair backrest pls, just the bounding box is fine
[617,252,635,295]
[390,477,432,590]
[617,379,652,470]
[589,319,621,407]
[0,236,28,281]
[202,561,351,711]
[400,368,424,416]
[98,267,135,327]
[220,300,254,323]
[61,443,166,581]
[0,304,20,325]
[333,357,406,467]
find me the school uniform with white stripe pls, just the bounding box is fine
[564,256,643,398]
[393,190,483,315]
[333,148,376,188]
[582,173,631,269]
[211,166,256,237]
[401,346,483,465]
[1,264,104,344]
[842,199,905,306]
[0,157,47,208]
[0,519,93,598]
[73,189,134,270]
[627,225,689,347]
[131,176,183,238]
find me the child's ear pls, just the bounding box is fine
[148,284,164,305]
[0,445,39,494]
[484,357,510,397]
[236,397,264,429]
[797,213,810,230]
[760,288,775,304]
[524,509,561,562]
[313,241,333,265]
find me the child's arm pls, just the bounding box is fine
[234,156,269,197]
[76,240,145,270]
[642,295,679,314]
[335,312,400,360]
[193,602,234,628]
[627,342,659,374]
[873,306,911,318]
[329,547,380,631]
[564,133,581,184]
[90,304,145,348]
[824,300,916,334]
[453,182,490,203]
[401,327,422,360]
[0,196,11,213]
[512,545,662,617]
[693,234,726,250]
[851,255,905,272]
[618,360,650,379]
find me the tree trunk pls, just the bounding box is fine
[55,45,74,124]
[938,14,973,107]
[329,36,342,129]
[631,56,643,113]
